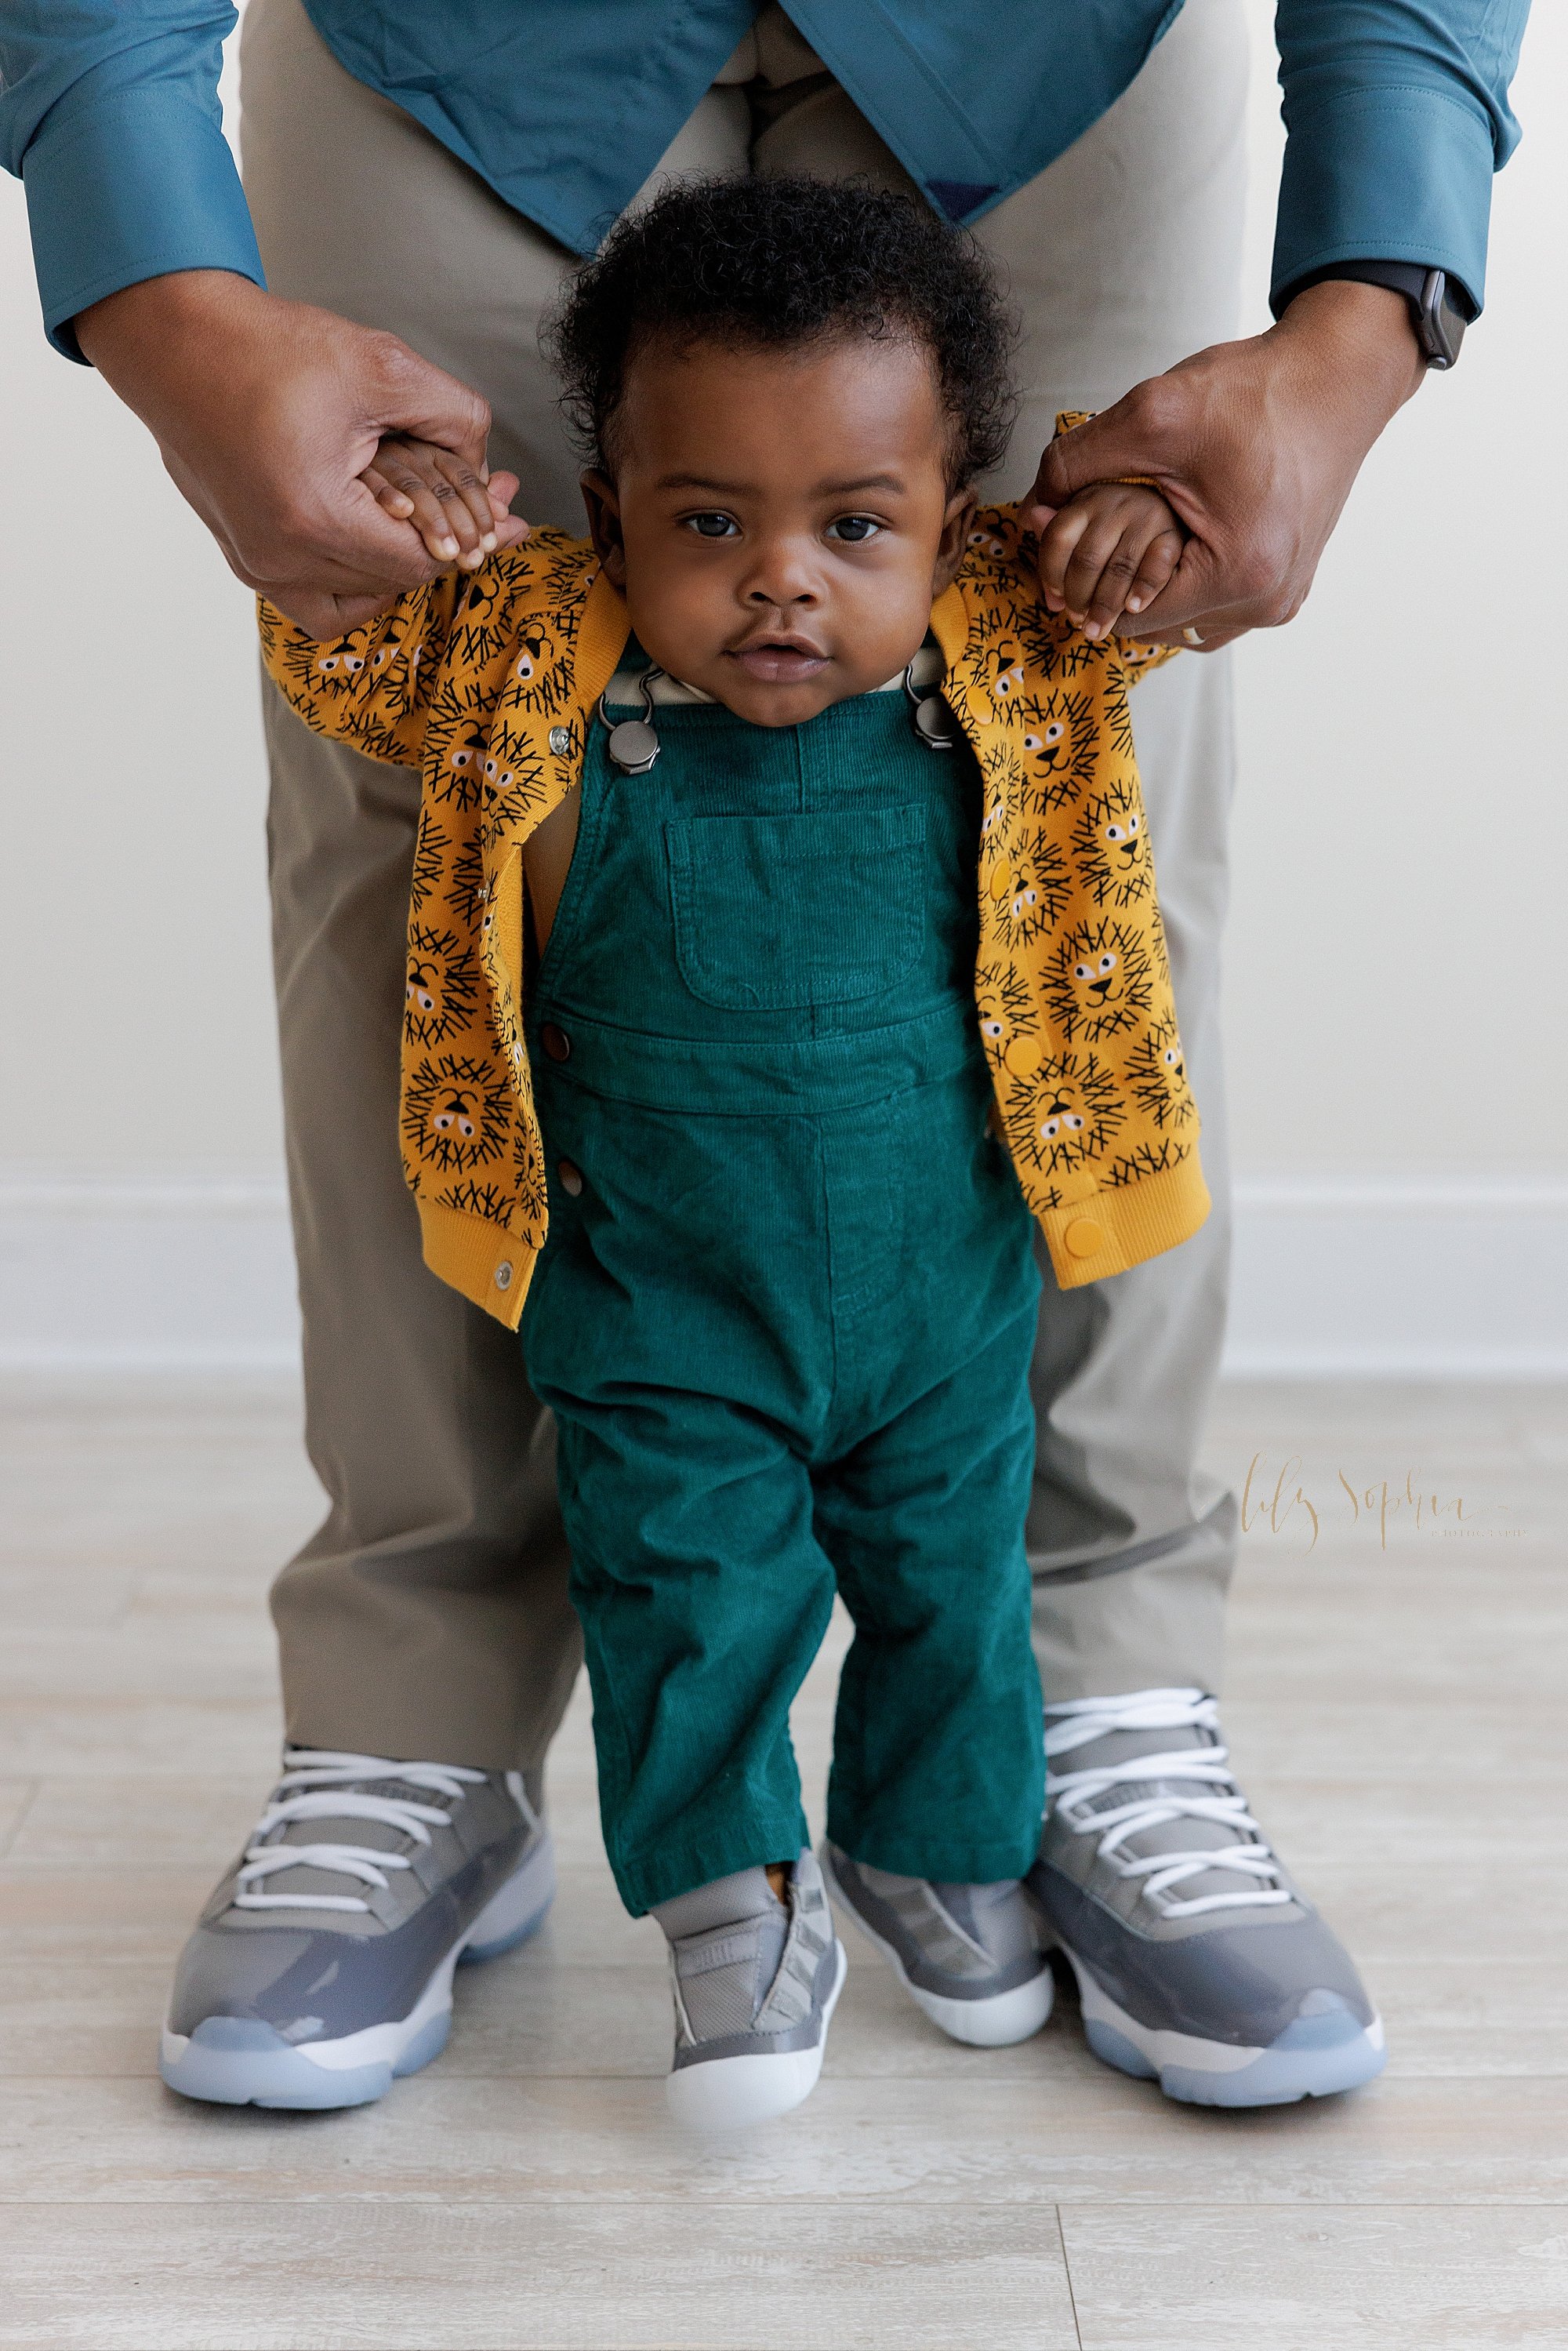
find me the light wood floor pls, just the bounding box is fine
[1,1376,1564,2350]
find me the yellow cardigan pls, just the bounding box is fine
[260,502,1208,1328]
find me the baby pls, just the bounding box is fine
[260,175,1206,2128]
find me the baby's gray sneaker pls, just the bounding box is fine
[160,1749,554,2109]
[654,1850,846,2130]
[1029,1688,1387,2107]
[821,1843,1052,2046]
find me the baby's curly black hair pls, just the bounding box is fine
[545,174,1018,489]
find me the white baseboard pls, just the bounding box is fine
[1224,1177,1568,1378]
[2,1172,1565,1379]
[0,1178,300,1372]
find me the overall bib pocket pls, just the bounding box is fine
[665,804,926,1012]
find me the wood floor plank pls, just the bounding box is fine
[1058,2204,1568,2349]
[1210,1695,1563,1787]
[0,1699,282,1778]
[0,1622,281,1704]
[2,2075,1564,2207]
[0,1782,36,1859]
[0,1566,140,1630]
[0,1867,234,1954]
[6,1774,301,1870]
[0,2200,1079,2351]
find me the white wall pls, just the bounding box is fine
[2,7,1565,1369]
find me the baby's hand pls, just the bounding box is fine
[360,434,524,570]
[1037,481,1185,641]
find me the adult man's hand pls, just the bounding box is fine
[74,270,529,637]
[1027,280,1428,649]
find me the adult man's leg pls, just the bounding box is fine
[757,0,1385,2104]
[159,0,752,2109]
[242,0,753,1763]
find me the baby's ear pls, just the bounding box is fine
[580,471,627,584]
[932,489,978,594]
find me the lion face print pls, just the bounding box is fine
[310,643,367,696]
[477,727,550,851]
[1001,1048,1124,1182]
[436,1176,517,1226]
[975,959,1038,1074]
[430,721,491,812]
[510,629,545,684]
[368,613,420,686]
[1016,688,1099,813]
[410,808,452,914]
[499,619,576,721]
[976,742,1025,881]
[1072,775,1152,909]
[989,639,1025,706]
[403,923,481,1048]
[987,825,1071,949]
[510,1121,550,1231]
[1044,917,1153,1045]
[402,1053,512,1174]
[1125,1012,1196,1131]
[443,835,489,932]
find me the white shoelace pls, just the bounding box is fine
[234,1748,524,1915]
[1044,1688,1292,1920]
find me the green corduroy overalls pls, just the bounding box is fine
[521,674,1046,1916]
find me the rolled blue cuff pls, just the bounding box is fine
[1272,83,1497,318]
[23,89,264,361]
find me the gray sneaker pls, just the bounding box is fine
[160,1748,554,2109]
[821,1843,1052,2046]
[654,1850,847,2129]
[1028,1688,1386,2107]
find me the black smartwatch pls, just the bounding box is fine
[1275,261,1474,369]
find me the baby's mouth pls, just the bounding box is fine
[727,637,829,683]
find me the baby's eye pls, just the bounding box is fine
[826,515,880,544]
[685,512,739,539]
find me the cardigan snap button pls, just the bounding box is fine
[540,1023,571,1063]
[548,726,572,755]
[1063,1218,1105,1259]
[494,1261,514,1292]
[557,1160,584,1198]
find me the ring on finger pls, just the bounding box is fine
[1181,626,1206,647]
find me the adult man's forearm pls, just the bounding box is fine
[75,271,514,638]
[1272,0,1531,314]
[1032,279,1425,645]
[0,1,260,358]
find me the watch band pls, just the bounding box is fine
[1273,261,1474,370]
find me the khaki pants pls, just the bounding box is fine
[241,0,1249,1770]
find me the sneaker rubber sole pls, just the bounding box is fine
[664,1939,848,2132]
[158,1833,557,2110]
[822,1848,1053,2048]
[1060,1945,1388,2106]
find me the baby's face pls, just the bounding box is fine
[582,336,975,725]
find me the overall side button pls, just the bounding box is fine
[540,1023,572,1063]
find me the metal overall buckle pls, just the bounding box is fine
[904,644,956,748]
[599,668,663,773]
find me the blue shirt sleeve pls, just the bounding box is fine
[1272,0,1532,314]
[0,2,263,361]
